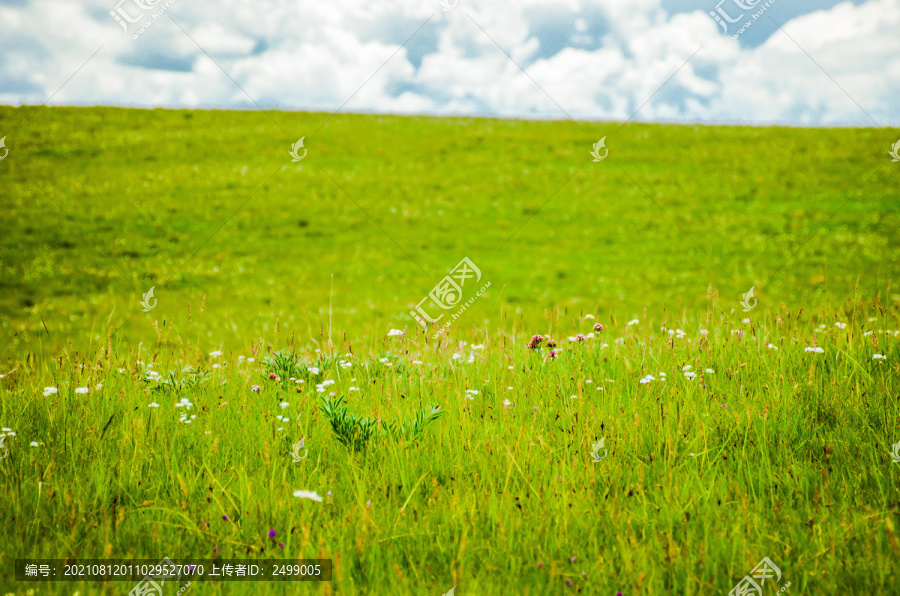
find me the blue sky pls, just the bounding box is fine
[0,0,897,125]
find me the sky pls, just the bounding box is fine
[0,0,898,126]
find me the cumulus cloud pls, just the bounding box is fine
[0,0,896,125]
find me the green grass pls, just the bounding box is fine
[0,106,899,594]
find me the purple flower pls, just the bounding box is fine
[268,529,276,538]
[617,592,623,596]
[366,500,371,507]
[567,580,572,586]
[222,515,229,521]
[582,572,586,577]
[537,561,543,567]
[278,542,285,548]
[327,491,332,497]
[252,385,261,392]
[571,556,576,563]
[213,547,219,553]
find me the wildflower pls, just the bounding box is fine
[528,335,544,349]
[626,319,639,326]
[639,375,655,384]
[387,329,404,337]
[804,347,824,353]
[873,354,886,360]
[43,387,58,396]
[247,358,255,363]
[584,314,595,319]
[252,385,261,392]
[176,398,193,409]
[567,580,572,586]
[349,387,359,392]
[75,387,89,394]
[222,515,229,521]
[268,373,277,380]
[412,360,423,365]
[268,530,276,538]
[278,542,285,548]
[212,364,222,369]
[835,322,847,329]
[546,339,557,348]
[547,350,558,359]
[767,343,778,350]
[30,441,39,447]
[366,500,371,507]
[148,402,159,408]
[280,402,289,409]
[684,372,697,379]
[308,366,320,375]
[571,556,576,563]
[682,365,692,371]
[705,368,715,374]
[537,561,543,568]
[210,351,223,358]
[293,490,323,502]
[502,399,512,406]
[465,389,479,395]
[452,353,462,361]
[593,322,604,332]
[327,491,332,497]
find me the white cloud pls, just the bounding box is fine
[0,0,896,126]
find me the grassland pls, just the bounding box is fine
[0,106,899,594]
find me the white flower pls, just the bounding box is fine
[349,387,360,392]
[471,344,485,350]
[387,329,404,337]
[804,347,824,353]
[1,427,10,432]
[247,358,255,363]
[340,361,352,369]
[212,364,222,369]
[742,318,751,323]
[75,387,89,394]
[293,490,323,502]
[705,369,715,374]
[767,343,778,350]
[452,353,462,361]
[584,314,595,319]
[601,343,609,349]
[585,333,595,339]
[238,355,246,361]
[699,329,708,335]
[280,402,290,408]
[6,431,15,436]
[570,395,578,399]
[873,354,886,360]
[118,368,126,372]
[834,322,846,329]
[465,389,479,395]
[148,402,159,408]
[626,319,639,326]
[379,357,390,364]
[308,366,320,375]
[585,379,592,384]
[210,350,223,357]
[176,398,193,409]
[639,375,655,384]
[502,399,512,406]
[43,387,58,396]
[321,379,335,387]
[30,441,39,447]
[412,360,423,365]
[684,372,697,379]
[682,365,692,371]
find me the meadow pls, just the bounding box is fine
[0,106,899,594]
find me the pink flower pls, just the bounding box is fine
[528,335,544,349]
[252,385,261,392]
[593,322,604,333]
[547,350,558,359]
